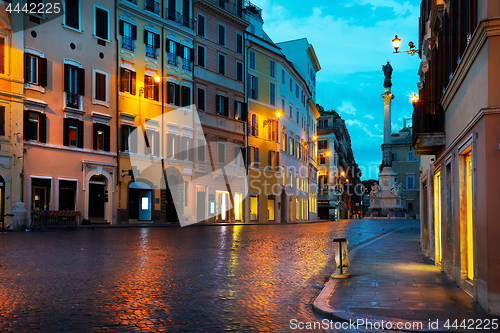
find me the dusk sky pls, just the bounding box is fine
[252,0,421,180]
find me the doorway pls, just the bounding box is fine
[0,176,4,224]
[129,182,152,221]
[460,150,474,294]
[434,172,442,264]
[196,186,206,222]
[89,175,106,220]
[31,178,51,212]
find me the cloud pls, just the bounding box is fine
[364,114,374,120]
[337,101,357,116]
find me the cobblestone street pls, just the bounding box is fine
[0,219,414,332]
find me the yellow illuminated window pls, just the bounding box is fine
[234,192,242,221]
[268,197,275,221]
[250,195,259,221]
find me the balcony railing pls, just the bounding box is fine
[121,36,135,52]
[167,52,179,66]
[145,44,158,59]
[166,9,194,30]
[145,0,160,14]
[66,92,80,109]
[181,58,193,71]
[125,0,137,5]
[182,15,194,29]
[412,101,445,154]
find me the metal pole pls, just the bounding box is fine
[339,241,343,275]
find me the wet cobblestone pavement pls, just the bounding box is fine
[0,219,414,332]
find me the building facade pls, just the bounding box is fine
[23,0,118,223]
[116,0,195,224]
[415,0,500,314]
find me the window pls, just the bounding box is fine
[250,195,259,221]
[145,0,160,14]
[64,0,80,30]
[319,155,326,164]
[197,138,205,161]
[94,70,107,103]
[144,129,160,156]
[23,111,46,143]
[295,84,299,98]
[281,127,287,152]
[0,106,4,136]
[24,53,48,87]
[181,137,193,161]
[251,146,259,167]
[181,46,194,71]
[167,39,180,66]
[197,87,205,111]
[121,125,134,152]
[318,140,328,150]
[181,86,191,107]
[234,101,245,120]
[167,82,180,105]
[144,30,160,59]
[93,123,110,151]
[216,95,229,116]
[408,151,414,161]
[318,119,328,128]
[248,74,258,100]
[120,68,136,95]
[269,82,276,106]
[218,54,226,75]
[236,62,243,82]
[407,176,415,190]
[64,64,85,109]
[218,142,226,163]
[197,45,205,67]
[282,70,285,84]
[268,196,275,221]
[249,51,256,70]
[63,118,83,148]
[289,170,293,187]
[236,33,243,54]
[268,150,275,168]
[94,6,109,40]
[144,75,159,101]
[289,105,292,118]
[392,153,398,162]
[218,24,225,46]
[289,136,293,156]
[270,60,276,78]
[119,20,137,51]
[197,14,205,36]
[250,114,258,136]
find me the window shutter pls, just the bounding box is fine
[120,125,126,151]
[175,135,181,159]
[242,103,247,122]
[190,47,194,62]
[180,45,185,59]
[174,84,180,106]
[120,68,126,92]
[268,151,272,168]
[23,110,30,140]
[104,125,110,152]
[255,117,258,137]
[246,147,251,167]
[100,73,106,101]
[166,39,171,53]
[0,106,5,136]
[77,67,85,96]
[154,82,159,101]
[64,64,69,92]
[216,95,220,114]
[144,30,149,44]
[93,123,98,150]
[24,53,30,83]
[155,33,160,48]
[255,147,259,166]
[130,127,137,153]
[276,152,280,169]
[77,120,84,148]
[224,97,229,117]
[154,131,160,156]
[131,71,136,95]
[119,20,124,35]
[37,57,47,87]
[0,38,4,74]
[63,118,69,146]
[131,25,137,40]
[175,42,181,56]
[234,101,238,119]
[144,76,149,99]
[39,113,47,143]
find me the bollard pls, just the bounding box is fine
[331,238,351,279]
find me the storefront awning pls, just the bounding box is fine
[318,204,336,209]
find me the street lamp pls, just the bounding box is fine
[411,93,419,104]
[392,35,417,56]
[263,111,281,127]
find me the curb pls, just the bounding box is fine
[312,224,451,332]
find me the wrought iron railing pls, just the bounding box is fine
[182,58,193,71]
[145,44,158,59]
[412,101,445,142]
[66,92,80,109]
[167,52,179,66]
[121,36,135,51]
[145,0,160,14]
[125,0,137,4]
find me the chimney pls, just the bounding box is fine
[403,118,407,128]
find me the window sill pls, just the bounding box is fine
[121,48,135,58]
[63,106,86,116]
[94,35,111,44]
[92,99,110,108]
[62,24,82,33]
[25,83,45,93]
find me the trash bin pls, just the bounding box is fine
[332,238,351,278]
[3,214,14,232]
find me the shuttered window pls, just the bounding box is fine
[95,7,109,40]
[0,37,4,74]
[64,0,80,30]
[197,45,205,67]
[93,123,110,151]
[95,72,106,102]
[0,106,5,136]
[63,118,84,148]
[24,53,47,87]
[120,68,135,95]
[218,24,225,46]
[197,88,205,112]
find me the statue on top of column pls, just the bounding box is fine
[382,61,393,88]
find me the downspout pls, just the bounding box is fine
[245,35,253,224]
[116,0,121,216]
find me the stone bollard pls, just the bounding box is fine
[12,202,28,231]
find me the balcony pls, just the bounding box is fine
[66,92,80,109]
[167,52,179,66]
[204,0,261,19]
[121,36,135,52]
[144,0,160,15]
[145,44,158,59]
[125,0,137,4]
[412,102,445,155]
[166,9,194,30]
[181,58,193,72]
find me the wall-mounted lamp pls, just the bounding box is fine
[392,35,417,56]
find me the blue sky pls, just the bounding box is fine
[252,0,421,180]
